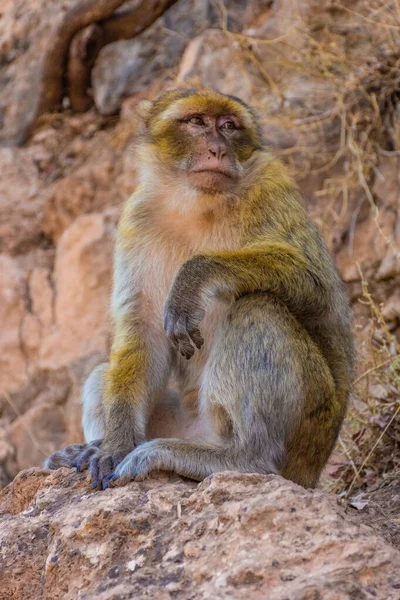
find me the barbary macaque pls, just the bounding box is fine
[45,88,354,490]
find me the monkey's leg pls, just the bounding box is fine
[44,376,184,474]
[82,367,185,443]
[146,389,186,439]
[47,357,177,475]
[82,362,108,442]
[109,293,338,486]
[44,364,107,470]
[89,385,186,488]
[44,364,108,471]
[81,323,173,488]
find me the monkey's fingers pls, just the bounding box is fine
[72,444,101,473]
[88,452,126,490]
[102,472,119,488]
[90,453,117,489]
[65,443,86,456]
[188,327,204,350]
[173,333,195,359]
[89,454,104,489]
[163,310,178,338]
[101,453,126,489]
[164,311,199,358]
[44,451,65,470]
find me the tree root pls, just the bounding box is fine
[20,0,178,144]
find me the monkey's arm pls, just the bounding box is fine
[102,325,149,451]
[164,242,332,356]
[86,211,171,485]
[87,309,170,488]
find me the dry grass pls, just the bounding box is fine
[328,273,400,496]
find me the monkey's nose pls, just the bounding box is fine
[208,143,226,160]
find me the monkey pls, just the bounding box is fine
[45,87,354,490]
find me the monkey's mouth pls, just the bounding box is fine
[189,169,237,193]
[191,168,234,178]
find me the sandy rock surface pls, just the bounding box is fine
[0,470,399,599]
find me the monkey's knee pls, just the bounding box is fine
[207,293,338,483]
[82,363,108,442]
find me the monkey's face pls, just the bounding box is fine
[140,89,263,195]
[176,112,251,194]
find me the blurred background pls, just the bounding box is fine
[0,0,399,528]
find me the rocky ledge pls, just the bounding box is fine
[0,470,399,599]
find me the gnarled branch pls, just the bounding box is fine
[38,0,127,118]
[12,0,178,145]
[67,0,178,112]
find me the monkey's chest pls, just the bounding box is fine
[135,245,231,352]
[135,247,184,325]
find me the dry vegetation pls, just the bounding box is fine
[331,279,400,496]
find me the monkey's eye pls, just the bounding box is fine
[220,120,237,131]
[188,116,205,126]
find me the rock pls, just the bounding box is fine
[336,207,398,283]
[38,213,115,370]
[1,211,114,392]
[1,357,103,483]
[368,383,389,401]
[381,290,400,323]
[0,471,399,599]
[0,367,73,485]
[374,159,400,282]
[8,400,66,472]
[0,148,44,254]
[92,0,274,115]
[177,29,257,102]
[0,0,78,145]
[0,89,138,479]
[377,252,400,281]
[354,475,400,550]
[42,148,120,242]
[0,211,115,481]
[0,255,27,396]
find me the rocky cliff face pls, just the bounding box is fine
[1,470,399,599]
[0,0,399,592]
[1,0,399,488]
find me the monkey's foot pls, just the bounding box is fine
[44,442,97,470]
[89,450,127,490]
[69,439,103,473]
[104,440,168,487]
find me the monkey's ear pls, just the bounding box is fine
[136,100,153,124]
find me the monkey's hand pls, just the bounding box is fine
[47,440,127,489]
[87,450,128,489]
[163,268,205,359]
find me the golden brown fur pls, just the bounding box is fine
[45,88,354,489]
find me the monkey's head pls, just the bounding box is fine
[136,88,263,196]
